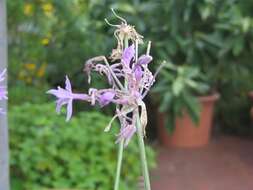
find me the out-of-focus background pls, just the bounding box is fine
[7,0,253,190]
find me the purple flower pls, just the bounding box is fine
[133,55,153,81]
[116,124,136,147]
[121,44,135,67]
[98,91,115,107]
[88,88,98,106]
[137,55,152,65]
[48,16,164,147]
[89,88,126,107]
[134,65,143,81]
[47,76,90,121]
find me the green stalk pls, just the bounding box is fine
[136,114,151,190]
[114,37,129,190]
[114,139,124,190]
[124,37,128,49]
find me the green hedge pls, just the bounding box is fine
[9,103,156,190]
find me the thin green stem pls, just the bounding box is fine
[136,113,151,190]
[113,37,129,190]
[135,40,138,64]
[124,37,128,49]
[114,139,124,190]
[146,41,151,55]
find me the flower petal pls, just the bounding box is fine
[137,55,152,65]
[47,87,72,99]
[122,44,135,66]
[99,91,115,107]
[137,55,153,65]
[65,75,72,92]
[66,99,73,121]
[47,89,60,97]
[56,98,68,114]
[124,126,136,146]
[116,124,136,146]
[134,65,143,81]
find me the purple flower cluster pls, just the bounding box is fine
[0,69,7,114]
[47,76,90,121]
[48,16,163,147]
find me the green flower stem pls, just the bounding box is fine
[124,37,129,49]
[114,139,124,190]
[113,37,128,190]
[136,114,151,190]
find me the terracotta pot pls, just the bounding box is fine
[157,93,219,148]
[249,91,253,100]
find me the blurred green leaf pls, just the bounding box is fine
[9,103,156,190]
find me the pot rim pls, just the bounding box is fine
[248,91,253,98]
[198,93,220,102]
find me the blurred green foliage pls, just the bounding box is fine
[133,0,253,134]
[7,0,253,134]
[9,103,156,190]
[8,84,49,106]
[142,0,253,134]
[8,0,109,89]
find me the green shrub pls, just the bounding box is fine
[9,84,49,106]
[7,0,110,88]
[9,103,156,190]
[153,63,209,132]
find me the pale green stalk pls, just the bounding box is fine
[114,37,129,190]
[135,39,151,190]
[135,40,138,64]
[113,139,124,190]
[136,112,151,190]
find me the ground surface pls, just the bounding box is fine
[151,136,253,190]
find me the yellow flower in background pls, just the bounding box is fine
[24,3,33,16]
[41,38,50,46]
[42,3,53,12]
[26,77,32,84]
[47,32,52,38]
[24,63,36,71]
[18,62,47,84]
[42,3,54,16]
[18,71,26,80]
[37,63,47,78]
